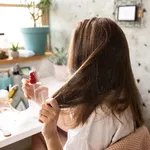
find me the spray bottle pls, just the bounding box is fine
[29,70,41,104]
[29,70,51,123]
[29,70,46,121]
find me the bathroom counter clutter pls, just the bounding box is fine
[0,77,65,148]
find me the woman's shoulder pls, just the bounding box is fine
[66,107,134,150]
[92,107,134,146]
[68,106,134,136]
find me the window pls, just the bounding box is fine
[0,0,44,48]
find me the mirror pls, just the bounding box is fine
[9,85,29,111]
[9,65,31,111]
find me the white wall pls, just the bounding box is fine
[50,0,150,126]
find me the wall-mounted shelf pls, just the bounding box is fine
[0,55,46,65]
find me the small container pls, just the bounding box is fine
[0,69,13,90]
[0,77,13,90]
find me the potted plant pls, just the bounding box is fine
[10,43,19,58]
[48,47,68,81]
[20,0,51,55]
[0,49,8,59]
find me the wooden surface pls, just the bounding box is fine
[0,55,46,65]
[0,3,26,7]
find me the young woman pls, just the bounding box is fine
[23,18,144,150]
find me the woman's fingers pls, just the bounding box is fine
[22,78,30,84]
[39,114,47,123]
[22,85,33,92]
[39,99,60,139]
[39,100,60,124]
[22,86,33,98]
[22,78,34,99]
[40,109,49,118]
[46,98,60,112]
[39,104,55,123]
[41,103,53,114]
[22,78,39,89]
[22,84,32,94]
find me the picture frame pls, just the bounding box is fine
[117,5,137,22]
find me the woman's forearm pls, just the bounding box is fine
[45,132,63,150]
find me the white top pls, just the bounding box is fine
[64,107,134,150]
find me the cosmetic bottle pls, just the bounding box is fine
[12,64,22,87]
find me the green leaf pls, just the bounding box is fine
[48,47,68,65]
[11,43,19,52]
[22,0,51,27]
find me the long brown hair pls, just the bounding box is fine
[52,18,144,128]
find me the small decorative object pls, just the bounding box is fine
[20,0,51,55]
[0,49,8,59]
[10,43,19,58]
[48,47,68,81]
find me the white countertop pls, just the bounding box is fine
[0,109,42,148]
[0,77,65,148]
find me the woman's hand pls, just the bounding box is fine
[22,78,48,105]
[39,98,60,140]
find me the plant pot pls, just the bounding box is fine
[20,27,49,55]
[53,64,68,81]
[10,51,19,58]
